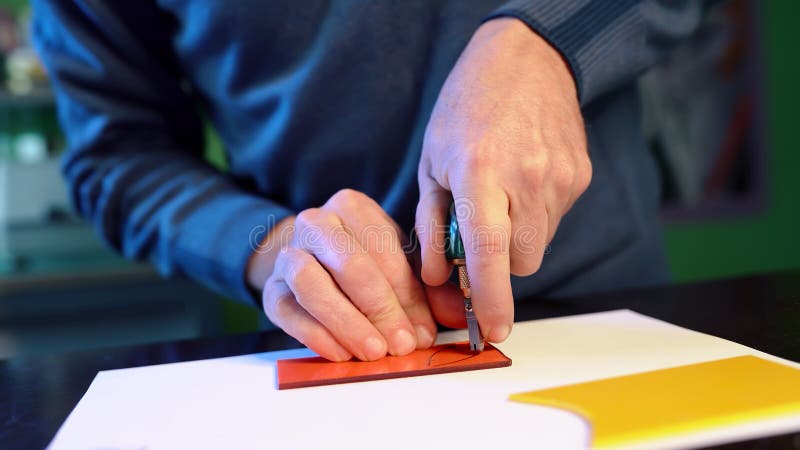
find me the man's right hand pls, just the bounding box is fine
[247,189,438,361]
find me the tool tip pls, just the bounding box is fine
[469,341,485,353]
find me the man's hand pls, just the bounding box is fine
[416,18,592,342]
[248,189,437,361]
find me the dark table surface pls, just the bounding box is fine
[2,271,800,450]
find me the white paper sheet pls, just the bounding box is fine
[48,310,800,450]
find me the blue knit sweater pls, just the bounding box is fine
[32,0,703,304]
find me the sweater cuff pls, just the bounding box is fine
[484,0,641,106]
[168,194,293,307]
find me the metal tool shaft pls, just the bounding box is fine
[456,262,484,352]
[446,202,484,353]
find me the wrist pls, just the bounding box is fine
[246,215,296,292]
[475,17,577,99]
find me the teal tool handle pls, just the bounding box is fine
[444,202,465,261]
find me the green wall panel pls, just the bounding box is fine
[664,0,800,282]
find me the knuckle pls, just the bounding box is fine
[392,283,422,308]
[552,163,575,195]
[520,156,548,185]
[474,238,505,256]
[575,158,593,192]
[295,208,323,228]
[284,255,315,286]
[422,114,446,149]
[456,144,496,175]
[295,209,340,250]
[268,291,296,323]
[467,226,508,257]
[338,252,366,276]
[362,298,400,326]
[328,188,367,210]
[464,150,492,170]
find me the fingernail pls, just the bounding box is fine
[414,325,435,348]
[489,324,511,343]
[363,336,387,361]
[390,329,416,356]
[334,346,353,361]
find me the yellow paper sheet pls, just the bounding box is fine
[510,355,800,448]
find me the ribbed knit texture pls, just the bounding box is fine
[486,0,703,105]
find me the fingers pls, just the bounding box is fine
[450,183,514,343]
[424,283,468,329]
[294,207,418,357]
[262,276,353,362]
[415,178,453,287]
[325,189,437,348]
[273,246,390,361]
[508,191,548,277]
[508,147,588,275]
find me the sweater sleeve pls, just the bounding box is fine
[31,0,292,304]
[485,0,704,106]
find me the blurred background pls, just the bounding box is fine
[0,0,797,359]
